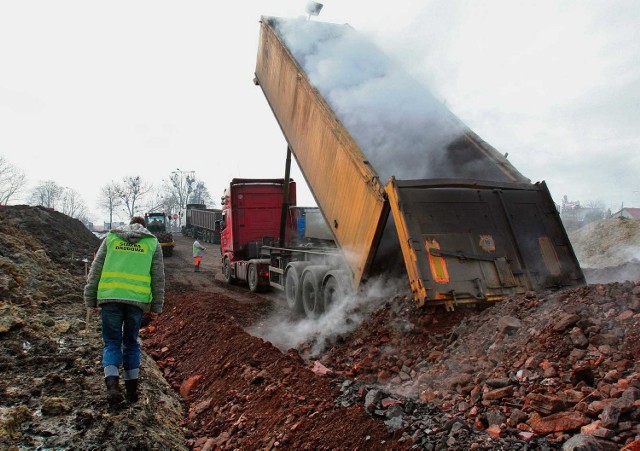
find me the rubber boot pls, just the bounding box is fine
[105,376,123,405]
[125,379,139,403]
[194,265,198,272]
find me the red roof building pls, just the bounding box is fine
[611,207,640,219]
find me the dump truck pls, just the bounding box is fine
[221,179,337,300]
[182,203,223,244]
[222,179,299,293]
[239,16,584,313]
[144,212,175,257]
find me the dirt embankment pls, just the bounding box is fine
[0,206,187,450]
[1,205,639,450]
[569,218,640,284]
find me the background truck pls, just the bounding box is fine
[182,203,223,244]
[220,178,339,314]
[145,212,175,257]
[228,16,585,315]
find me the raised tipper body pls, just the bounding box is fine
[249,16,585,310]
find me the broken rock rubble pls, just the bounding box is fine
[321,281,640,448]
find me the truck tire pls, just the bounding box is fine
[248,263,260,293]
[223,256,235,285]
[322,270,352,309]
[284,262,310,314]
[301,265,330,318]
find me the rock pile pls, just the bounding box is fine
[321,283,640,449]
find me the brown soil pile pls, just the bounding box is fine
[143,291,405,450]
[0,205,100,271]
[569,217,640,274]
[568,218,640,284]
[0,206,187,450]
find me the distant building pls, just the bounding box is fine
[560,197,606,230]
[101,221,124,231]
[561,201,604,222]
[611,207,640,219]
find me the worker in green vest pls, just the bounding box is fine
[84,216,165,405]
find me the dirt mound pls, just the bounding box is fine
[0,218,81,306]
[143,292,405,450]
[0,205,101,275]
[0,207,187,450]
[569,218,640,269]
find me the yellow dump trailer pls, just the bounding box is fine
[254,17,388,289]
[254,16,585,311]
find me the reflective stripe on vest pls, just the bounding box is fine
[98,233,158,303]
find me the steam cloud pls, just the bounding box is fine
[248,276,409,357]
[253,17,534,351]
[272,17,527,184]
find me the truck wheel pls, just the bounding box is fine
[284,262,310,314]
[301,265,330,318]
[248,263,260,293]
[322,270,352,310]
[223,257,235,284]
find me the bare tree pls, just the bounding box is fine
[189,181,214,206]
[117,176,152,218]
[29,180,64,209]
[584,199,606,223]
[60,187,89,221]
[146,185,180,215]
[168,169,196,225]
[161,191,181,216]
[0,156,27,204]
[148,185,184,231]
[584,199,605,210]
[98,182,123,230]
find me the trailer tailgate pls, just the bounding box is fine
[386,178,585,307]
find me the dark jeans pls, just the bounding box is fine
[101,302,143,375]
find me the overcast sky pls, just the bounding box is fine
[1,0,638,224]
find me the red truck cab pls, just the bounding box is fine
[220,178,296,291]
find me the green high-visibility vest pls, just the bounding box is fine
[193,241,205,257]
[97,233,158,303]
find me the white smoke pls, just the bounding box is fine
[271,17,523,183]
[248,275,409,357]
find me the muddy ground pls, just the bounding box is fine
[1,206,639,450]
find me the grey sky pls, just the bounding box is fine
[1,0,638,223]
